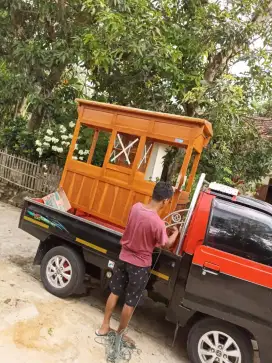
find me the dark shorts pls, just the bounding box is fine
[109,260,149,307]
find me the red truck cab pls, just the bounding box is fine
[20,174,272,363]
[168,181,272,363]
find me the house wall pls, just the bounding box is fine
[255,172,272,204]
[145,143,167,181]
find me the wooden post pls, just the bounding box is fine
[170,144,193,213]
[87,129,99,164]
[130,135,146,184]
[186,152,201,192]
[178,144,193,190]
[59,105,84,188]
[102,129,117,176]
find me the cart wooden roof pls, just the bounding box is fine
[76,99,213,141]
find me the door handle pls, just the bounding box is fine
[202,268,219,276]
[202,262,220,276]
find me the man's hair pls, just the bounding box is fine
[152,181,174,202]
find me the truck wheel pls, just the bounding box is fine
[40,246,85,298]
[187,318,253,363]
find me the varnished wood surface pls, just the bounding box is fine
[60,100,213,227]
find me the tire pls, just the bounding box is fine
[187,318,253,363]
[40,246,85,298]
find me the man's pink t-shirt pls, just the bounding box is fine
[119,203,168,267]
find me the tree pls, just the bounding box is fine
[0,0,271,186]
[0,0,179,130]
[87,0,272,185]
[198,77,272,185]
[0,0,90,130]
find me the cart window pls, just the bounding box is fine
[206,199,272,267]
[73,124,111,167]
[138,139,154,173]
[109,132,139,168]
[139,138,186,185]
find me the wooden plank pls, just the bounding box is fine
[60,105,84,188]
[169,144,193,212]
[31,162,36,190]
[179,144,193,189]
[87,129,99,164]
[130,135,146,185]
[31,162,37,191]
[186,153,201,192]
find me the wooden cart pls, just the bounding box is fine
[60,100,213,228]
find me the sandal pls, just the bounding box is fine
[95,328,114,337]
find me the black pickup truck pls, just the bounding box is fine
[19,176,272,363]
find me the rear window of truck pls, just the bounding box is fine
[205,199,272,266]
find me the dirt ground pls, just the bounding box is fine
[0,201,190,363]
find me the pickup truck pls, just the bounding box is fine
[19,174,272,363]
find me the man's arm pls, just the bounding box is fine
[165,226,179,248]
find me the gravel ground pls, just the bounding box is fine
[0,201,189,363]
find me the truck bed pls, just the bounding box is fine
[19,198,182,302]
[72,209,125,234]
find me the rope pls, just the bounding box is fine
[96,249,163,363]
[95,331,142,363]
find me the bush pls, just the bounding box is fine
[0,117,38,160]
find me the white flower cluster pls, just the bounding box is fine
[77,149,90,161]
[35,125,72,157]
[78,149,89,155]
[59,125,67,134]
[52,146,64,153]
[35,120,89,160]
[36,147,42,157]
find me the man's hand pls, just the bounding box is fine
[165,225,179,248]
[169,225,178,234]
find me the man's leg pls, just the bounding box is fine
[98,293,119,335]
[117,304,134,334]
[98,261,128,335]
[117,264,149,337]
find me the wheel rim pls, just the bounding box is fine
[46,255,72,289]
[198,330,242,363]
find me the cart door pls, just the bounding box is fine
[183,198,272,325]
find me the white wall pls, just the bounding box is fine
[145,143,167,181]
[262,174,271,186]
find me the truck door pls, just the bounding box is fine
[183,198,272,327]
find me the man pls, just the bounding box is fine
[96,181,179,337]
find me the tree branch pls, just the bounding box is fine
[204,1,272,84]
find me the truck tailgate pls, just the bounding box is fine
[19,198,122,259]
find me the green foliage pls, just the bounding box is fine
[199,78,272,186]
[0,0,272,189]
[92,131,110,167]
[0,117,37,160]
[256,100,272,119]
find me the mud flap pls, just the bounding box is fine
[33,241,52,265]
[257,335,272,363]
